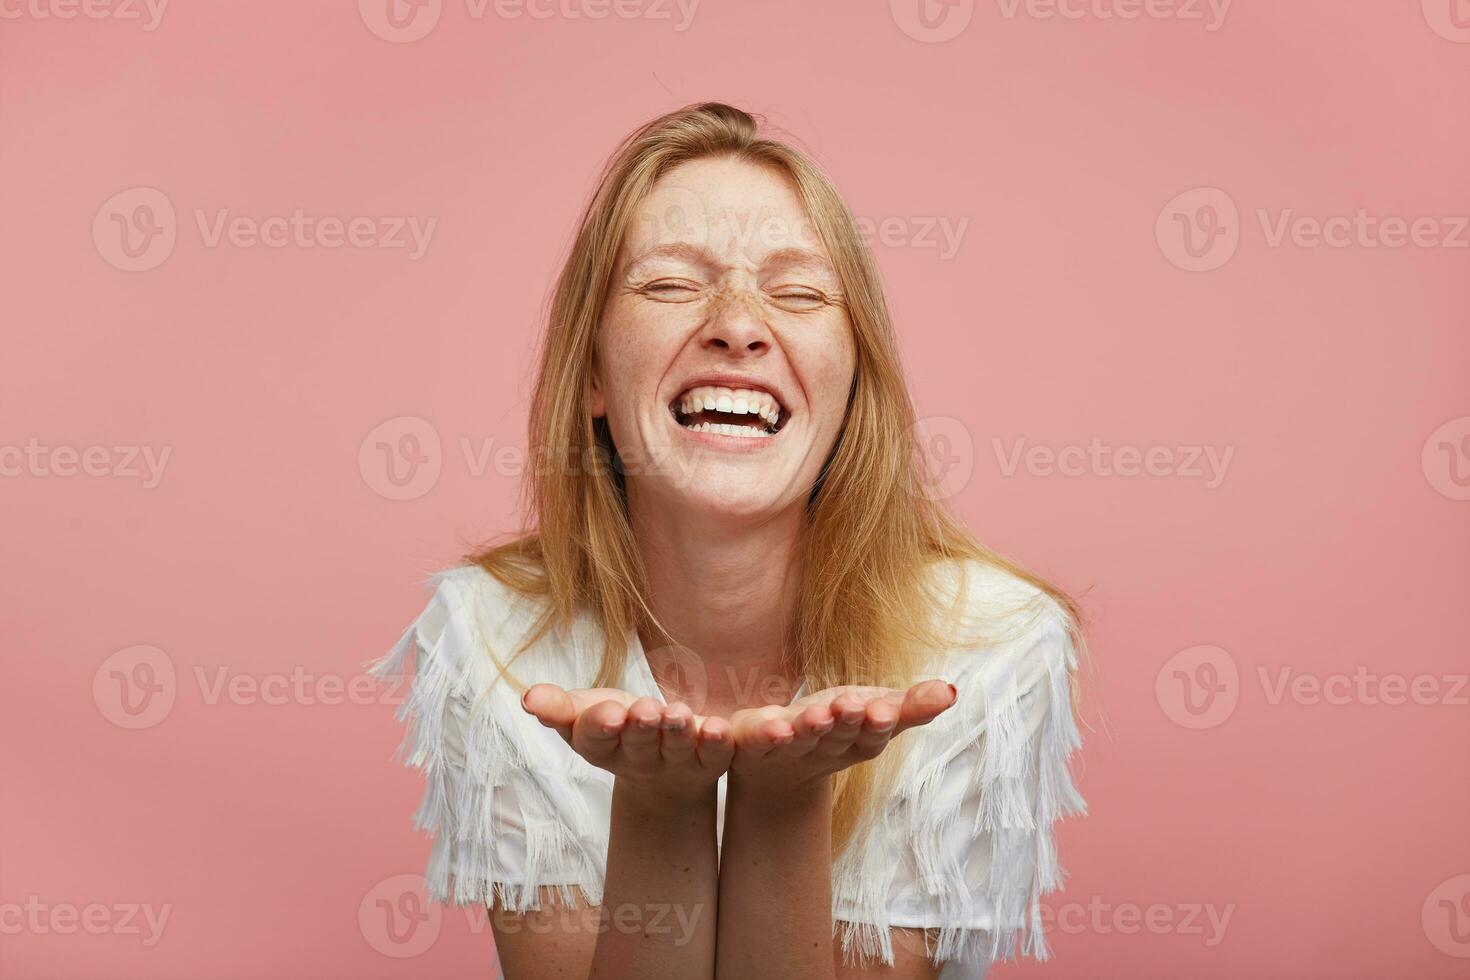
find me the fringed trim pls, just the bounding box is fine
[832,602,1087,973]
[371,570,606,912]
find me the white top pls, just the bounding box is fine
[372,557,1086,979]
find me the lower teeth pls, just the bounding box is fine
[685,421,771,438]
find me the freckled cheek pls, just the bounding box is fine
[784,323,856,426]
[599,305,690,416]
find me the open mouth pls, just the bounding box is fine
[669,384,788,439]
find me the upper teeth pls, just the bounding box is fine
[675,385,782,426]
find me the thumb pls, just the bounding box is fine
[896,679,958,735]
[522,683,577,740]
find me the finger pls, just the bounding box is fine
[813,693,866,758]
[731,707,794,760]
[853,696,902,759]
[620,696,665,766]
[570,699,628,766]
[521,684,578,742]
[695,715,735,772]
[896,680,958,735]
[782,703,835,757]
[659,702,697,763]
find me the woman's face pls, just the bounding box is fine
[591,156,858,522]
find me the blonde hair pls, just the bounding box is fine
[466,102,1087,857]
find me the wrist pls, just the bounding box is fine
[726,770,832,817]
[612,774,717,816]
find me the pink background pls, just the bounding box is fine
[3,1,1467,977]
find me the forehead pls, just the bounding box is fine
[623,156,834,270]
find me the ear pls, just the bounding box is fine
[588,368,606,419]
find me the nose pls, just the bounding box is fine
[699,283,771,356]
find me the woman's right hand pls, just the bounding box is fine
[521,685,734,800]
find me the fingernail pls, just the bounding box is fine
[814,722,834,735]
[661,719,686,731]
[521,690,531,711]
[947,683,958,701]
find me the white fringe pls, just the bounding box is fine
[374,561,1087,973]
[370,569,605,912]
[832,592,1087,974]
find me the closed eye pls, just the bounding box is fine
[769,288,829,312]
[639,279,702,301]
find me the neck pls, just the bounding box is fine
[626,489,804,716]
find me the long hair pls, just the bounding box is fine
[466,102,1087,857]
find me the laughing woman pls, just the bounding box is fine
[372,102,1088,980]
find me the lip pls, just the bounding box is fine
[665,371,792,450]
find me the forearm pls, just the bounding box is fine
[588,776,719,980]
[715,775,836,980]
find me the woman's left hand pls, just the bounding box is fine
[725,681,957,794]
